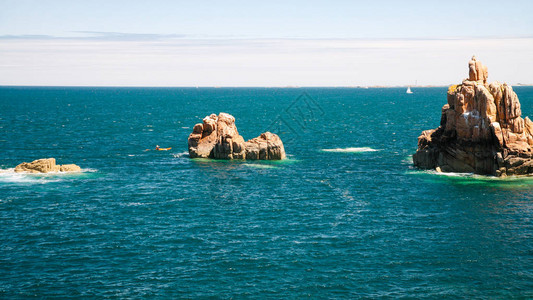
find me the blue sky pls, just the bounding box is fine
[1,0,532,86]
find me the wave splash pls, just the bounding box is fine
[407,169,533,188]
[172,152,189,158]
[0,168,97,184]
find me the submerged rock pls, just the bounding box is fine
[188,113,286,160]
[413,57,533,176]
[14,158,81,173]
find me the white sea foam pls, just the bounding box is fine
[425,170,474,177]
[172,152,189,158]
[321,147,379,153]
[402,155,413,165]
[242,163,277,169]
[0,168,97,184]
[0,168,59,184]
[409,169,533,181]
[407,169,477,178]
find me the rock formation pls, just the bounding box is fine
[468,55,488,83]
[413,57,533,176]
[14,158,81,173]
[244,132,286,160]
[188,113,286,160]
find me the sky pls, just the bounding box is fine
[1,0,532,86]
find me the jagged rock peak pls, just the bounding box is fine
[413,57,533,176]
[467,55,488,83]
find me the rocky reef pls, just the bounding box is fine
[413,57,533,177]
[188,113,286,160]
[15,158,81,173]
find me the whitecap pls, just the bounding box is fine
[321,147,379,153]
[122,202,150,207]
[242,163,277,169]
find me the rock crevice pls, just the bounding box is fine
[413,57,533,176]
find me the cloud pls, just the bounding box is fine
[0,34,55,40]
[2,31,532,42]
[0,35,532,86]
[0,32,187,41]
[72,31,187,40]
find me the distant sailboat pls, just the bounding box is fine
[406,86,413,94]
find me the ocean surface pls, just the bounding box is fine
[1,86,532,298]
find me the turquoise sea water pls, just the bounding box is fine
[1,86,532,298]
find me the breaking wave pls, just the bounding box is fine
[0,168,97,184]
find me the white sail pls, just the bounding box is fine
[406,86,413,94]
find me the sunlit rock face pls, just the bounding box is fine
[14,158,81,173]
[188,113,285,160]
[413,57,533,177]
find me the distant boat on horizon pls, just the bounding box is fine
[406,86,413,94]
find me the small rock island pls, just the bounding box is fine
[188,112,286,160]
[15,158,81,173]
[413,57,533,176]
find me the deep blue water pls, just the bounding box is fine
[0,86,532,298]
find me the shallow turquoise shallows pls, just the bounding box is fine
[1,86,532,298]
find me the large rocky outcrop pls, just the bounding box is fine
[413,57,533,176]
[188,112,286,160]
[14,158,81,173]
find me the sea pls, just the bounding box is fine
[0,86,532,298]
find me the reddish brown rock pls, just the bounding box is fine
[188,113,285,160]
[14,158,81,173]
[188,114,220,158]
[468,56,488,83]
[413,57,533,176]
[245,132,286,160]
